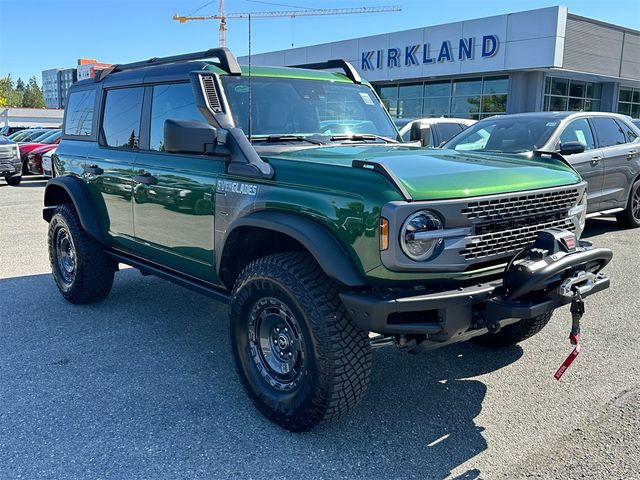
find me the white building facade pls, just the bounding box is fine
[240,6,640,119]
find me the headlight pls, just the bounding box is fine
[400,210,444,261]
[568,190,587,238]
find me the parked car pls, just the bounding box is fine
[19,129,61,173]
[398,117,477,146]
[41,147,57,177]
[0,135,22,185]
[0,126,28,137]
[444,112,640,227]
[27,142,59,175]
[43,47,613,431]
[8,129,47,142]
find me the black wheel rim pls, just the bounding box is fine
[248,297,305,391]
[55,227,76,286]
[632,183,640,221]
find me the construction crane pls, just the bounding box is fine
[173,1,401,47]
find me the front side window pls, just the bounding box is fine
[558,118,596,150]
[64,90,96,136]
[149,83,207,151]
[591,117,627,148]
[222,76,398,140]
[102,87,144,149]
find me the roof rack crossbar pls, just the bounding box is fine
[289,59,362,84]
[96,47,241,82]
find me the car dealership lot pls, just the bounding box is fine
[1,177,639,480]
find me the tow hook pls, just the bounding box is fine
[554,271,591,380]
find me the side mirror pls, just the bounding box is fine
[559,141,585,156]
[164,119,217,154]
[410,122,432,147]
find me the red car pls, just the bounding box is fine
[27,142,59,174]
[19,130,61,174]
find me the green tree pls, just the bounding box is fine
[15,78,25,92]
[0,75,16,107]
[22,76,45,108]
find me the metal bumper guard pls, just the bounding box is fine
[340,229,612,343]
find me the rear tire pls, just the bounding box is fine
[616,179,640,228]
[5,175,21,186]
[48,204,116,304]
[472,312,553,348]
[230,252,371,431]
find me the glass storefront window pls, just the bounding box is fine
[376,76,508,119]
[618,87,640,118]
[544,77,602,113]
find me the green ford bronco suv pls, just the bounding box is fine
[44,48,612,431]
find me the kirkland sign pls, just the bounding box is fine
[361,35,500,71]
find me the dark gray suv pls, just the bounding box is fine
[445,112,640,227]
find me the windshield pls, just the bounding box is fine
[221,76,398,141]
[444,117,560,153]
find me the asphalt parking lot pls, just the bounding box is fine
[1,176,639,480]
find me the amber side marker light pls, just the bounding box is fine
[380,217,389,251]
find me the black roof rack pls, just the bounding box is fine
[289,59,362,84]
[96,47,242,82]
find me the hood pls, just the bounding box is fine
[19,143,46,154]
[264,146,581,201]
[30,143,57,155]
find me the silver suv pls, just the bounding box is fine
[444,111,640,227]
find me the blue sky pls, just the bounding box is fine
[1,0,638,84]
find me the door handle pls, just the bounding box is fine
[133,174,158,186]
[628,150,636,160]
[84,165,104,175]
[590,156,601,166]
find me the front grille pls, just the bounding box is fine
[0,145,17,161]
[461,218,575,260]
[461,188,580,221]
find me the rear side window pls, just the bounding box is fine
[102,87,144,148]
[149,83,207,151]
[64,90,96,136]
[615,118,638,143]
[591,117,627,147]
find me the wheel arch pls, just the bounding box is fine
[218,211,366,290]
[43,176,105,243]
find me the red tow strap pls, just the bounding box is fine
[554,343,581,380]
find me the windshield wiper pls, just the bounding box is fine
[251,135,324,145]
[329,134,399,144]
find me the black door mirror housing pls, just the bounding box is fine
[409,122,432,147]
[559,141,586,156]
[164,119,217,154]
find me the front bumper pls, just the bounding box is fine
[340,232,612,346]
[0,159,22,177]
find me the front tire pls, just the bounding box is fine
[230,252,371,431]
[48,204,116,304]
[616,179,640,228]
[472,312,553,348]
[5,175,21,186]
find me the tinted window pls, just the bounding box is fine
[65,90,96,136]
[149,83,207,151]
[615,118,638,143]
[102,87,144,148]
[435,123,463,143]
[592,117,627,147]
[559,118,595,150]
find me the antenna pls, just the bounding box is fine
[248,13,252,142]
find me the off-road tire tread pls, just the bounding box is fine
[230,252,371,431]
[48,204,115,304]
[473,312,553,348]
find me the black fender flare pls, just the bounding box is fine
[43,176,105,243]
[219,211,366,287]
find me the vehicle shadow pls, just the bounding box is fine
[582,217,627,238]
[0,269,521,480]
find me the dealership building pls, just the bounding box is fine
[241,6,640,119]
